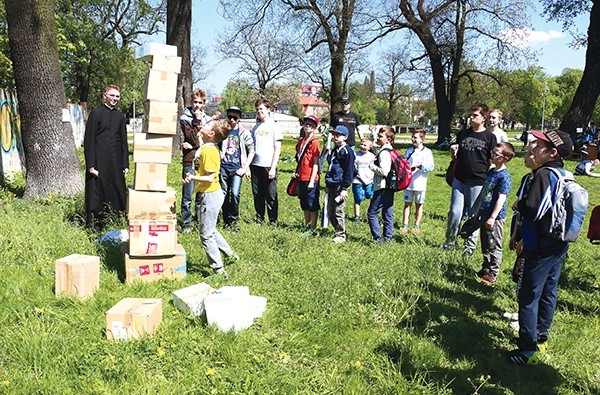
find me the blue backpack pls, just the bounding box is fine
[542,167,589,242]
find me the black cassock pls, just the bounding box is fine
[84,104,129,227]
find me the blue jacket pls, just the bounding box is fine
[517,160,568,253]
[325,144,355,189]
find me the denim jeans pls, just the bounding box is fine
[517,244,568,352]
[220,167,243,225]
[445,178,483,249]
[197,190,234,270]
[367,188,395,241]
[181,165,196,228]
[250,165,278,223]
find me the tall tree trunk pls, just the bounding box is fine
[330,54,345,113]
[167,0,192,141]
[5,0,84,198]
[559,0,600,137]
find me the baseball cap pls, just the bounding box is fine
[332,125,349,137]
[530,130,573,158]
[226,106,242,116]
[341,97,350,104]
[302,115,319,127]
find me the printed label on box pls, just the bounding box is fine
[138,265,151,276]
[153,263,164,273]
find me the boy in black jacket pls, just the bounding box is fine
[325,125,356,243]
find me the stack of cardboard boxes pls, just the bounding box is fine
[125,43,186,284]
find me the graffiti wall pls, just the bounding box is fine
[0,89,25,177]
[0,88,85,178]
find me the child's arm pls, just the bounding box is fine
[369,149,391,176]
[184,171,215,184]
[484,193,507,230]
[269,140,282,179]
[308,155,319,189]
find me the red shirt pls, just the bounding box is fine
[296,136,322,181]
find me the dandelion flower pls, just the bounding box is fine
[206,368,217,377]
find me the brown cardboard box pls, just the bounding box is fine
[105,298,162,341]
[143,100,178,135]
[150,55,182,74]
[129,219,178,256]
[133,133,173,164]
[127,187,176,220]
[55,254,100,298]
[124,243,186,283]
[143,69,178,102]
[134,162,169,192]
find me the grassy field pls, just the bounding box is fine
[0,135,599,394]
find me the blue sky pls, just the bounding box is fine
[189,0,588,96]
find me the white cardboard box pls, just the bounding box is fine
[173,282,216,317]
[135,43,178,60]
[150,55,182,74]
[143,70,178,102]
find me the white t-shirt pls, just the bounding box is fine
[353,150,375,185]
[492,128,509,143]
[405,145,435,191]
[251,120,283,167]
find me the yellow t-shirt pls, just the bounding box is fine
[194,143,221,194]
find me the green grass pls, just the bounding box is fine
[0,138,599,394]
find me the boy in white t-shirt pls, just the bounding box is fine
[401,129,435,235]
[352,138,376,222]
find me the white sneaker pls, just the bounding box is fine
[503,312,519,321]
[332,236,346,243]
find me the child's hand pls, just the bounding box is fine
[340,189,348,201]
[485,217,495,230]
[183,172,192,184]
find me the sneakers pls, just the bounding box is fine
[332,236,346,243]
[537,340,549,354]
[507,349,541,365]
[181,226,192,234]
[481,273,497,286]
[351,216,360,222]
[212,267,229,278]
[462,247,474,257]
[400,227,409,235]
[411,227,421,235]
[441,243,454,250]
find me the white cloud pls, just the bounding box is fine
[499,28,565,48]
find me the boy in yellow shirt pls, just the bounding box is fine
[183,120,238,277]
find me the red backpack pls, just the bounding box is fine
[379,148,413,192]
[587,205,600,244]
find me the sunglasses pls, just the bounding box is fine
[227,114,239,121]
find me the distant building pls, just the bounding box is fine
[300,95,329,118]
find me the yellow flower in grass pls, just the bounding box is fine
[156,347,165,357]
[353,360,362,368]
[205,368,217,377]
[2,380,10,386]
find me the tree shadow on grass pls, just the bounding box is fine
[375,281,564,393]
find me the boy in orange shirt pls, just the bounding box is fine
[292,115,322,232]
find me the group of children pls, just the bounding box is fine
[293,118,435,245]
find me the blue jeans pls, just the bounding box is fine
[250,165,278,223]
[220,167,243,225]
[367,188,395,241]
[197,190,234,270]
[181,165,196,228]
[445,178,483,249]
[517,244,568,352]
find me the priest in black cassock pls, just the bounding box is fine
[84,84,129,231]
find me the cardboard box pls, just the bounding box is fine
[127,187,176,220]
[124,243,186,283]
[150,55,182,74]
[55,254,100,298]
[105,298,162,340]
[143,70,178,102]
[133,132,173,164]
[173,282,216,317]
[143,100,178,135]
[135,42,178,60]
[128,219,178,256]
[134,162,169,191]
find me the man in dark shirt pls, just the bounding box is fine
[84,84,129,232]
[330,97,361,147]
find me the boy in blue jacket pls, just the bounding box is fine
[325,125,356,243]
[507,130,574,366]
